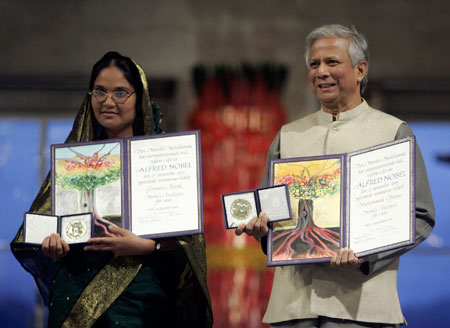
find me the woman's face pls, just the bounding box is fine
[91,66,137,139]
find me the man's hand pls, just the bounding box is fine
[235,212,269,238]
[330,248,367,269]
[42,233,70,260]
[84,225,156,257]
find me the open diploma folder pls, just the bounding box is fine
[25,130,203,243]
[267,137,415,266]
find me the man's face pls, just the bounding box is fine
[308,36,366,112]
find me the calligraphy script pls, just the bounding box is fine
[349,141,411,254]
[129,135,199,236]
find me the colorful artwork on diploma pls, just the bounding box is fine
[54,142,122,236]
[271,158,342,261]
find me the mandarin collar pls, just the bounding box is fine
[318,99,370,123]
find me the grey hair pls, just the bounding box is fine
[304,24,369,94]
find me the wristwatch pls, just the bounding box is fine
[154,241,161,252]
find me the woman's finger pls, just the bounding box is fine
[42,237,50,256]
[61,239,70,253]
[108,225,127,236]
[54,235,65,255]
[49,234,58,255]
[84,244,113,252]
[88,237,114,245]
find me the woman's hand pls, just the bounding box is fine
[330,248,368,269]
[235,212,269,238]
[84,225,156,257]
[42,233,70,260]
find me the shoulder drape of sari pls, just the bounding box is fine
[10,61,212,327]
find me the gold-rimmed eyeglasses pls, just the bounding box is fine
[89,89,135,104]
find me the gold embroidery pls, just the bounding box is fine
[132,61,154,134]
[62,256,142,328]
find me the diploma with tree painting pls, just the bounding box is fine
[267,137,415,266]
[50,130,203,240]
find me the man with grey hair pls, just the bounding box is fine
[236,24,435,327]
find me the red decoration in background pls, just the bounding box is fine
[189,64,288,327]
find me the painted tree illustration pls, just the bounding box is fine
[55,144,121,217]
[273,160,341,259]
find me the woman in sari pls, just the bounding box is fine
[11,51,213,328]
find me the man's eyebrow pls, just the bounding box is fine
[309,56,339,61]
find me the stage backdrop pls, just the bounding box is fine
[188,63,288,327]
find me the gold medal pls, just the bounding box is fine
[66,219,87,240]
[230,198,252,220]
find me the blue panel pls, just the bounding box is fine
[398,122,450,327]
[0,119,72,327]
[408,122,450,249]
[44,119,73,173]
[398,254,450,327]
[0,120,41,237]
[0,119,41,327]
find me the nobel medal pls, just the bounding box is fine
[230,198,252,220]
[66,219,87,241]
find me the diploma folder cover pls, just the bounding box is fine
[267,137,416,266]
[50,130,203,240]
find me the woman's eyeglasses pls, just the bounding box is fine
[89,89,135,104]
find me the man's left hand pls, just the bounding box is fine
[330,248,367,269]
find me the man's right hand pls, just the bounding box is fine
[235,212,269,238]
[42,233,70,259]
